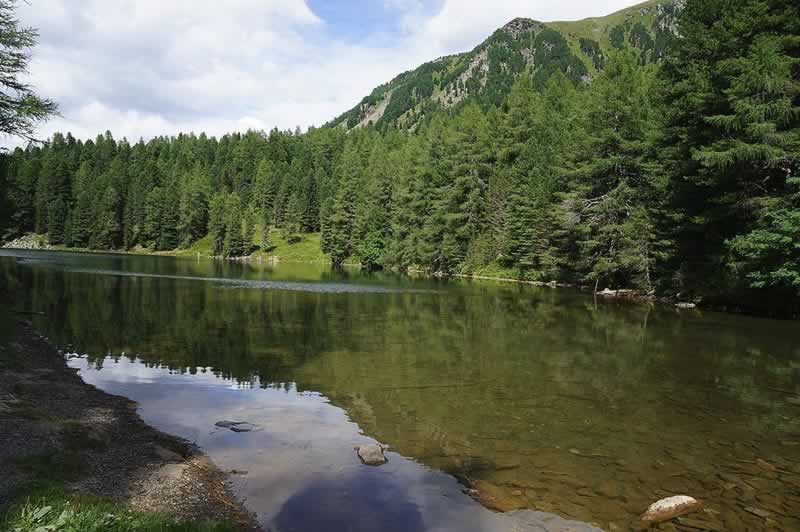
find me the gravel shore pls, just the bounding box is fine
[0,314,259,530]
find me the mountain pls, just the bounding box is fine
[328,0,681,131]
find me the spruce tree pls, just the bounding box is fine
[47,197,67,245]
[567,51,662,290]
[355,140,394,269]
[327,141,363,266]
[208,193,227,256]
[223,194,245,257]
[179,166,209,245]
[661,0,800,296]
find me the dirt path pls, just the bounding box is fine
[0,315,259,530]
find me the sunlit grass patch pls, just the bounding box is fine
[1,485,236,532]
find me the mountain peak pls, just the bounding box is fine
[328,1,680,131]
[501,18,542,37]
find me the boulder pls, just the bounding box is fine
[640,495,701,525]
[355,443,389,466]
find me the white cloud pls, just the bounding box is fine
[415,0,648,53]
[9,0,643,146]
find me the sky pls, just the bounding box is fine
[11,0,644,146]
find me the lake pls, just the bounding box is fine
[1,249,799,531]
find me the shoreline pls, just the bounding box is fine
[0,311,260,530]
[4,243,787,319]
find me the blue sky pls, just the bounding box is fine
[307,0,437,42]
[10,0,644,146]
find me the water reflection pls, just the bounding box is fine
[2,250,800,530]
[69,357,596,532]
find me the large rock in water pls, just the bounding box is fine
[355,443,389,465]
[640,495,701,525]
[215,420,260,433]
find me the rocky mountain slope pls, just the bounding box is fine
[328,0,680,131]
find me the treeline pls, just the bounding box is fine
[1,0,798,312]
[0,126,341,257]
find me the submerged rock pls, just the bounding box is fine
[743,506,771,518]
[355,443,389,465]
[214,420,260,433]
[755,458,777,472]
[469,480,527,513]
[640,495,701,525]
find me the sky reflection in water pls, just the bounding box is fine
[2,249,800,531]
[70,357,590,532]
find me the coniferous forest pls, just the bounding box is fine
[1,0,798,315]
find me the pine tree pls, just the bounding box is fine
[71,191,93,248]
[223,193,245,257]
[158,181,180,251]
[661,0,800,296]
[243,205,256,254]
[568,51,662,290]
[419,117,454,272]
[355,140,394,269]
[386,136,428,270]
[47,197,67,245]
[495,75,573,279]
[0,0,57,142]
[439,104,491,272]
[179,166,209,245]
[6,150,42,237]
[252,159,277,225]
[328,142,364,267]
[143,187,163,248]
[208,193,227,256]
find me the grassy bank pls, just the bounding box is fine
[151,227,331,264]
[2,484,235,532]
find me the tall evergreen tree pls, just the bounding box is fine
[355,140,394,269]
[208,193,227,256]
[327,141,364,266]
[566,51,663,290]
[661,0,800,298]
[223,193,246,257]
[179,165,209,245]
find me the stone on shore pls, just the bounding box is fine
[640,495,701,525]
[355,443,389,465]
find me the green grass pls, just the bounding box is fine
[470,261,522,281]
[172,234,213,257]
[252,228,331,263]
[548,0,662,49]
[14,229,335,264]
[176,227,331,263]
[1,485,236,532]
